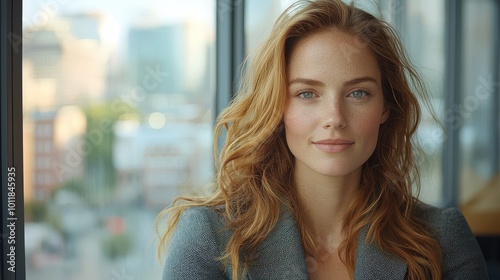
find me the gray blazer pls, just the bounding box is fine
[162,204,489,279]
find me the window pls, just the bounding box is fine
[459,0,500,236]
[21,0,215,279]
[400,0,446,206]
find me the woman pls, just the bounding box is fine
[157,0,488,279]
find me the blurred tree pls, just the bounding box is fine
[101,232,133,259]
[55,178,86,198]
[81,102,135,205]
[24,200,47,222]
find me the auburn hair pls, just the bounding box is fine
[157,0,442,279]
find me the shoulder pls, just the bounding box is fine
[414,202,469,231]
[413,203,481,241]
[162,206,231,279]
[413,203,489,279]
[169,206,230,253]
[175,206,228,234]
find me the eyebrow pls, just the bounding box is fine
[288,76,378,87]
[288,78,325,87]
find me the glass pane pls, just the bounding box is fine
[23,1,215,279]
[244,0,390,52]
[401,0,446,206]
[459,0,499,235]
[245,0,288,53]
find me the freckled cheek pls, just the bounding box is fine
[283,115,300,139]
[283,108,316,137]
[353,112,384,141]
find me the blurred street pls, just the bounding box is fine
[26,208,163,280]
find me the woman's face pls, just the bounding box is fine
[284,29,389,179]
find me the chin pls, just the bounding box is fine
[315,165,360,178]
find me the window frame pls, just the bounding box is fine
[1,0,26,279]
[442,0,463,207]
[215,0,246,136]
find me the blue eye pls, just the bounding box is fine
[298,91,315,99]
[350,90,369,99]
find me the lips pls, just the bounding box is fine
[312,138,354,153]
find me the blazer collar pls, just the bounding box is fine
[354,226,407,279]
[246,213,407,279]
[245,209,309,279]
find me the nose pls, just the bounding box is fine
[322,97,347,129]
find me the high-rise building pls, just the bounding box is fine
[128,23,185,98]
[127,20,213,120]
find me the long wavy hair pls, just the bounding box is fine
[157,0,442,279]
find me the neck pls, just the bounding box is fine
[294,164,360,244]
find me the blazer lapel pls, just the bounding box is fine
[246,210,309,280]
[354,226,407,279]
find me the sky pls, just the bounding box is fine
[23,0,215,27]
[22,0,216,45]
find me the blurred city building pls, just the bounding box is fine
[23,13,114,200]
[24,13,111,109]
[113,119,212,208]
[29,106,86,200]
[127,21,213,114]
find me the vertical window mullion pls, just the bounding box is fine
[492,0,499,175]
[442,0,463,208]
[1,0,26,279]
[215,0,246,118]
[215,0,245,151]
